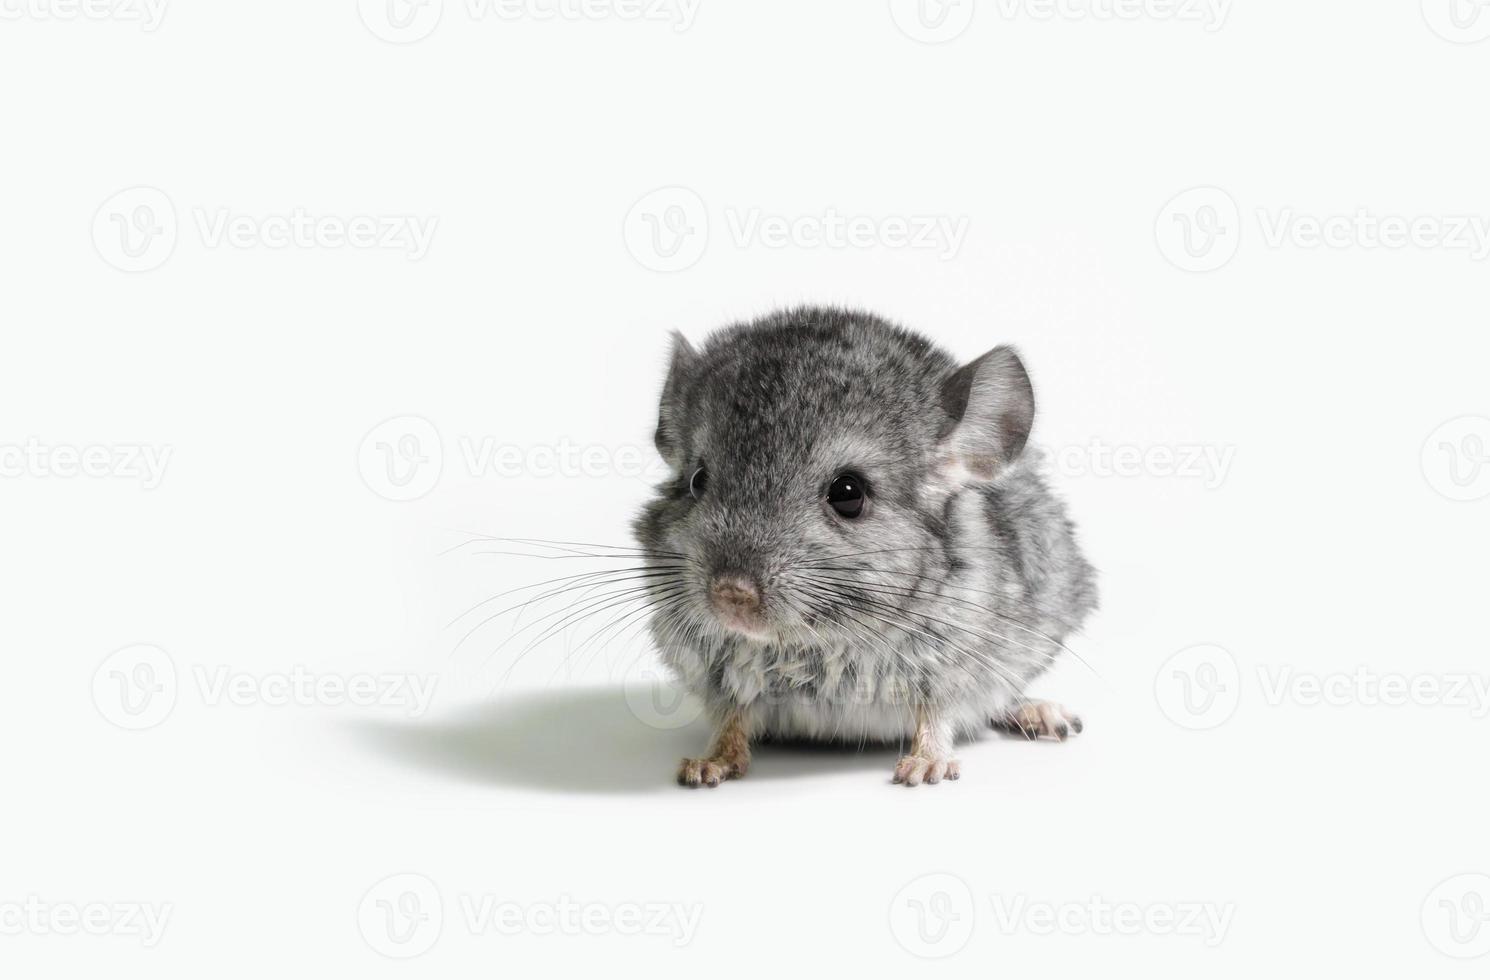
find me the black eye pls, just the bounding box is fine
[826,472,866,519]
[689,467,708,499]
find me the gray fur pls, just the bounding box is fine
[633,306,1097,743]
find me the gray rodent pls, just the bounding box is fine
[632,306,1098,787]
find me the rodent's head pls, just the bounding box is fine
[634,307,1033,645]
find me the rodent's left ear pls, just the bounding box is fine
[936,345,1035,481]
[654,331,698,470]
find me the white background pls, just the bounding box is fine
[3,0,1488,976]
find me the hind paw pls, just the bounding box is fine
[996,701,1083,741]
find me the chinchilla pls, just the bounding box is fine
[632,306,1097,787]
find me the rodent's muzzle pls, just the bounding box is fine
[708,575,768,638]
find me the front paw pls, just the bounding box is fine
[892,754,960,787]
[996,701,1084,741]
[677,757,746,788]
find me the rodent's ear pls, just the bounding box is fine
[936,346,1035,481]
[654,331,698,470]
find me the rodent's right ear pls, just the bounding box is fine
[935,345,1035,483]
[654,331,698,470]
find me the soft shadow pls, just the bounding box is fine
[348,685,896,795]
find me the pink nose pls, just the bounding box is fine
[710,577,761,617]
